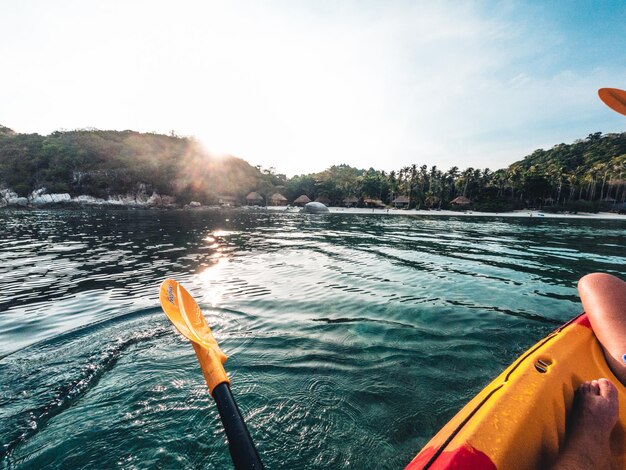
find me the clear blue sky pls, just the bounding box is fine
[1,0,624,176]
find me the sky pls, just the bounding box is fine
[1,0,625,176]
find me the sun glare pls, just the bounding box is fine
[194,138,230,161]
[198,256,229,307]
[212,230,235,238]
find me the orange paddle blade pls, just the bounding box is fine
[598,88,626,116]
[159,279,229,394]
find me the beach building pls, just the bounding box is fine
[343,196,358,208]
[293,195,311,207]
[315,195,331,206]
[363,198,386,208]
[269,193,288,206]
[246,192,264,206]
[450,196,471,206]
[391,195,410,209]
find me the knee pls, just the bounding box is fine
[578,273,623,293]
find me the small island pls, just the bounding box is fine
[0,125,624,215]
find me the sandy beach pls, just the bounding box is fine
[262,205,626,220]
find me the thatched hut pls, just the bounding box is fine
[363,198,386,208]
[293,195,311,207]
[315,195,331,205]
[343,196,358,208]
[450,196,471,206]
[391,195,409,209]
[269,193,288,206]
[246,192,264,206]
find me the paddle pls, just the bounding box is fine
[598,88,626,116]
[159,279,264,470]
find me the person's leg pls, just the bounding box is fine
[578,273,626,385]
[551,274,625,468]
[551,379,618,470]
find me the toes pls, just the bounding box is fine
[598,378,617,401]
[591,380,600,395]
[578,382,590,395]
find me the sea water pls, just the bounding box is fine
[1,208,625,469]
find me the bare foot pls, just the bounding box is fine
[552,378,618,469]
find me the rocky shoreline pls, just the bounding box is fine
[0,187,178,210]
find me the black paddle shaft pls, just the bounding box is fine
[212,382,265,470]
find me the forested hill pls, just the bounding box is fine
[0,125,625,211]
[511,132,626,174]
[287,132,626,211]
[495,131,626,210]
[0,126,278,204]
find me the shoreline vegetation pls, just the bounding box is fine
[1,125,625,215]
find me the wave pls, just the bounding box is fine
[1,323,169,461]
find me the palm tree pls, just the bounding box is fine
[388,170,397,201]
[491,169,507,197]
[409,164,417,208]
[546,164,564,204]
[566,173,578,201]
[610,156,626,202]
[507,167,522,199]
[446,166,460,200]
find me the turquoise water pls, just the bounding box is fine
[1,209,625,469]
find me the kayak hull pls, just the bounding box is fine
[407,314,626,469]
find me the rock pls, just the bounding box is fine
[107,195,128,205]
[147,192,163,206]
[30,191,72,205]
[135,183,150,203]
[30,188,47,199]
[1,187,28,206]
[1,188,19,204]
[159,195,176,207]
[184,201,202,209]
[73,195,108,205]
[1,186,180,209]
[50,193,71,203]
[146,193,176,208]
[302,202,329,214]
[32,194,53,205]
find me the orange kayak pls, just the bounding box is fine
[406,314,626,469]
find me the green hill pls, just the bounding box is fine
[0,127,280,203]
[501,132,626,208]
[511,132,626,175]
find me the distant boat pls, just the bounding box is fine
[301,202,329,214]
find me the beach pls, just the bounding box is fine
[263,205,626,220]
